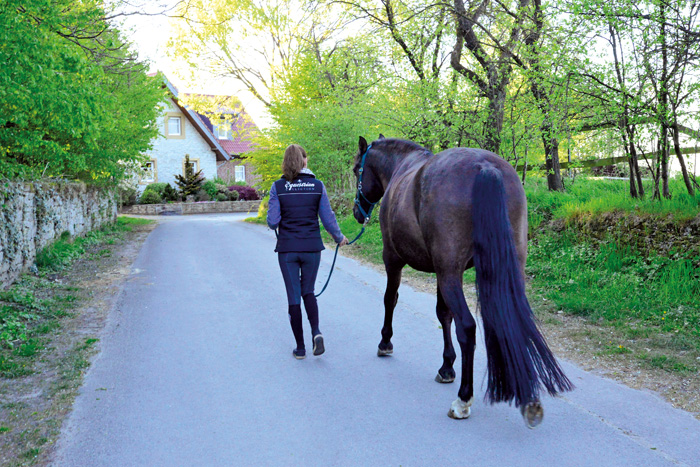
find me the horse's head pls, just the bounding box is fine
[352,135,386,224]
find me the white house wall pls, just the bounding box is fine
[142,100,219,190]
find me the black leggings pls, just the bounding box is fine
[277,252,321,305]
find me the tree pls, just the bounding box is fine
[175,155,204,196]
[0,0,164,182]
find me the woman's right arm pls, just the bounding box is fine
[267,183,281,230]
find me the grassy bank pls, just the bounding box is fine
[1,216,155,465]
[1,217,154,375]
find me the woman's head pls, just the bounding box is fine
[282,144,307,181]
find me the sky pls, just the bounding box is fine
[115,2,273,129]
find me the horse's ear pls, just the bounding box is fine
[359,136,368,154]
[378,134,385,140]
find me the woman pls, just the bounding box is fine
[267,144,348,359]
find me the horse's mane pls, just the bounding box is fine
[376,138,432,156]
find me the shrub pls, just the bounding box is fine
[228,189,239,201]
[195,189,211,202]
[117,184,138,207]
[228,185,260,201]
[143,182,168,196]
[162,183,179,202]
[139,190,162,204]
[202,180,218,200]
[329,191,354,217]
[216,193,228,202]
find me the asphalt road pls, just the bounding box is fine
[53,214,700,467]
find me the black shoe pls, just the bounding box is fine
[313,334,325,356]
[293,348,306,360]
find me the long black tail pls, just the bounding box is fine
[472,165,573,407]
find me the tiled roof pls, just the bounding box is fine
[192,104,260,157]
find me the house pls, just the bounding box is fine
[138,76,260,190]
[187,95,262,186]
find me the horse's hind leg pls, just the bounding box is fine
[436,274,476,419]
[435,285,456,383]
[378,253,404,356]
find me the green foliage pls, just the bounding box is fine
[175,155,204,197]
[202,180,218,199]
[1,219,134,363]
[525,176,700,229]
[143,183,168,196]
[139,190,162,205]
[527,230,699,356]
[195,189,210,202]
[0,0,164,182]
[162,183,179,202]
[117,182,138,207]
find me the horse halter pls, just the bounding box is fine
[354,143,378,223]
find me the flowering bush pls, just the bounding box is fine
[228,185,260,201]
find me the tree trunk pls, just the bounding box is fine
[672,124,695,195]
[619,123,639,198]
[543,132,564,191]
[483,86,506,153]
[540,116,563,191]
[661,126,670,198]
[659,4,670,199]
[627,125,645,198]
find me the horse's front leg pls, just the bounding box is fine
[437,274,477,419]
[434,285,456,383]
[378,252,404,357]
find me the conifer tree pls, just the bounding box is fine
[175,155,204,197]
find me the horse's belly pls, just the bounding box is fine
[393,236,435,273]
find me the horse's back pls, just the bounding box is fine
[418,148,528,270]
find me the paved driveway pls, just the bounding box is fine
[53,214,700,466]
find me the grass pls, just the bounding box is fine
[525,174,700,374]
[0,217,141,376]
[116,215,155,227]
[525,176,700,231]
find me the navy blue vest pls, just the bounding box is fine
[274,173,325,253]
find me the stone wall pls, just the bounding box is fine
[120,200,261,216]
[0,181,117,288]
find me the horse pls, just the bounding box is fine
[352,135,573,427]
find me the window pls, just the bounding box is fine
[183,157,200,175]
[140,160,157,184]
[216,123,231,140]
[235,165,245,182]
[168,117,181,136]
[165,113,185,139]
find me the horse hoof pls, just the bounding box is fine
[377,342,393,357]
[435,372,455,384]
[520,401,544,429]
[447,397,472,419]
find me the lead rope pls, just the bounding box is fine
[314,223,367,298]
[273,223,368,298]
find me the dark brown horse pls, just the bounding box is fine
[352,136,572,427]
